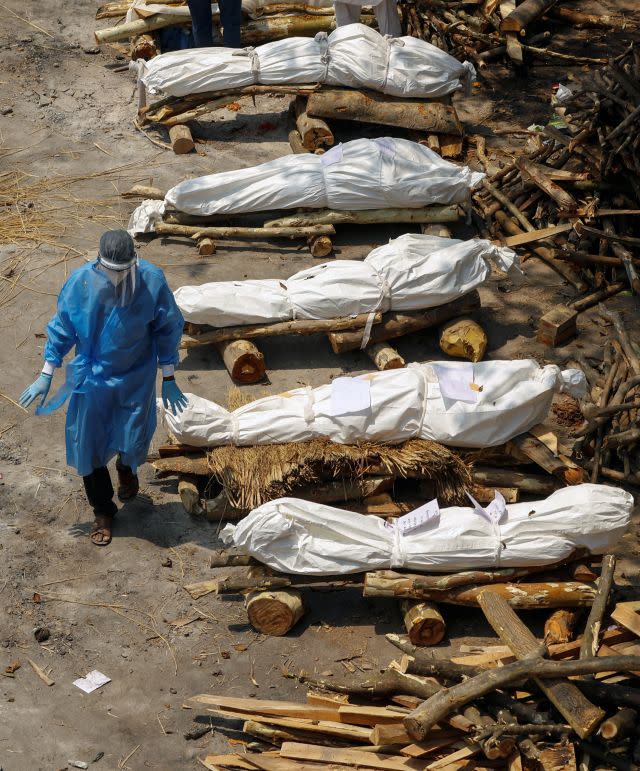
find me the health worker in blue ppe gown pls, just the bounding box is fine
[19,230,187,547]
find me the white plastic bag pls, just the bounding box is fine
[139,23,474,98]
[220,484,632,574]
[127,138,484,229]
[173,234,517,326]
[162,359,586,448]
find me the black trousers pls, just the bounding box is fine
[188,0,242,48]
[82,457,131,517]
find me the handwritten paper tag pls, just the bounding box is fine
[329,377,371,416]
[73,670,111,694]
[386,498,440,533]
[466,489,507,524]
[433,363,478,403]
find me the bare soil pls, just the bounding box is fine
[0,1,639,768]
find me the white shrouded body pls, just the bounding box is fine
[138,24,475,99]
[161,359,586,448]
[219,485,632,574]
[174,235,517,326]
[127,138,484,234]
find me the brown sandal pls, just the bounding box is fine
[91,513,114,546]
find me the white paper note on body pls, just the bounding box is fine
[386,498,440,533]
[433,363,478,403]
[329,376,371,416]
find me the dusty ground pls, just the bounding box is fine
[1,1,639,768]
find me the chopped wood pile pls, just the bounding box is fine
[402,0,635,67]
[188,553,640,770]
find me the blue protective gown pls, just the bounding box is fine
[41,259,184,477]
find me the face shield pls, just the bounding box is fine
[96,229,139,307]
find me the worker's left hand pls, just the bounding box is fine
[162,378,188,416]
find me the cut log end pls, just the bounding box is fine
[402,601,445,647]
[198,238,216,256]
[216,339,266,384]
[544,609,578,645]
[169,124,195,155]
[439,317,487,362]
[307,234,333,258]
[178,476,203,517]
[366,342,405,371]
[246,589,305,636]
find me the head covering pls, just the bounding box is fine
[98,229,137,271]
[96,229,139,306]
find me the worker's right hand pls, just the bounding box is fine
[19,373,53,409]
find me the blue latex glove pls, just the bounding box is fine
[162,378,188,416]
[19,373,53,409]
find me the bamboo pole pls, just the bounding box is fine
[155,222,335,240]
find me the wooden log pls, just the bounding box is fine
[470,467,559,496]
[288,128,308,155]
[181,311,382,349]
[155,222,336,240]
[209,549,254,568]
[364,578,598,608]
[477,591,605,739]
[301,666,441,702]
[295,476,394,505]
[178,475,203,517]
[401,601,446,647]
[306,89,462,136]
[131,33,158,61]
[328,291,481,353]
[500,0,560,33]
[366,550,589,596]
[307,234,333,258]
[507,433,585,485]
[121,183,165,199]
[402,655,640,741]
[242,718,351,749]
[264,206,459,228]
[462,706,516,760]
[246,589,305,636]
[599,306,640,376]
[569,282,626,312]
[548,6,633,29]
[439,318,487,362]
[471,485,519,504]
[537,305,578,347]
[96,11,192,42]
[216,339,266,384]
[197,237,216,256]
[367,342,405,371]
[169,124,194,154]
[598,708,637,741]
[517,159,577,214]
[294,96,333,151]
[544,610,579,645]
[579,554,616,661]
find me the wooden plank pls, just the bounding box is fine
[502,222,573,247]
[202,755,266,770]
[611,601,640,637]
[398,732,461,758]
[279,742,425,770]
[425,743,479,769]
[307,691,350,707]
[190,695,340,722]
[338,705,408,726]
[208,710,371,741]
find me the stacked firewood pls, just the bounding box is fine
[471,45,639,349]
[402,0,633,66]
[188,554,640,770]
[574,308,640,487]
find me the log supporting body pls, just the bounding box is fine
[216,339,266,383]
[366,342,405,370]
[246,589,305,636]
[294,96,334,151]
[169,124,195,154]
[328,291,481,353]
[401,601,446,646]
[306,88,462,136]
